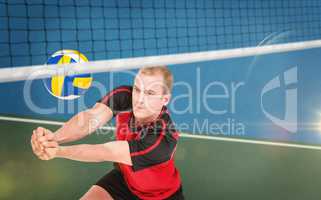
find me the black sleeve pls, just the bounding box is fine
[128,121,177,171]
[97,85,132,115]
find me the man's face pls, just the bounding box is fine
[132,72,170,121]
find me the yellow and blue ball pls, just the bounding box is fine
[44,50,93,100]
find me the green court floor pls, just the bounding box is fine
[1,119,321,200]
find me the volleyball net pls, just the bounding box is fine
[1,0,321,81]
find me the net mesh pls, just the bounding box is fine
[1,0,321,68]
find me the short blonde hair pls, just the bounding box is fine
[139,66,173,94]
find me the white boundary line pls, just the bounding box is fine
[1,115,321,150]
[1,39,321,82]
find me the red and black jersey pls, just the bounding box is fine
[98,85,182,200]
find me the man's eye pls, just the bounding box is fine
[134,87,140,92]
[146,91,156,95]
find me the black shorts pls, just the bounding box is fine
[95,169,185,200]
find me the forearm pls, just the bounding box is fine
[56,142,132,165]
[54,105,113,144]
[56,144,112,162]
[53,111,93,144]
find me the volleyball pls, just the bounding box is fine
[44,50,93,100]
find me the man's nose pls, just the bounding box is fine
[137,93,145,104]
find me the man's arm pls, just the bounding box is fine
[32,85,132,160]
[53,102,113,144]
[52,141,132,165]
[34,85,132,147]
[31,103,112,158]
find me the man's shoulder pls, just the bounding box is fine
[158,108,179,137]
[159,107,173,125]
[110,85,132,94]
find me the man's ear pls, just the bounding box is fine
[162,94,171,106]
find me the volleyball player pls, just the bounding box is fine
[31,66,184,200]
